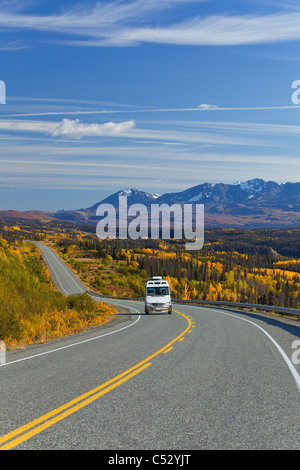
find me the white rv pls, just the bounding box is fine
[145,276,172,314]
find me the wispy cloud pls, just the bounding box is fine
[1,148,299,196]
[1,1,300,47]
[0,117,270,147]
[0,118,136,139]
[0,40,29,50]
[100,11,300,47]
[1,113,299,150]
[0,1,205,40]
[3,103,300,118]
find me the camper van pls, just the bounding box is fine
[145,276,172,314]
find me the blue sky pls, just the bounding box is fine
[0,0,300,211]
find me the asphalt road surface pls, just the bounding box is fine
[1,242,300,450]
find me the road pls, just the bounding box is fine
[0,242,300,450]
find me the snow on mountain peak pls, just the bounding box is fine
[238,179,265,193]
[120,188,133,197]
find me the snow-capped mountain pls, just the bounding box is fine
[88,188,158,211]
[54,188,158,223]
[155,179,282,205]
[53,179,300,227]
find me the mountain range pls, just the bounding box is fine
[1,179,300,228]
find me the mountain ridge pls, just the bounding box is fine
[1,179,300,228]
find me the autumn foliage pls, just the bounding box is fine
[0,237,116,349]
[1,220,299,349]
[55,230,300,310]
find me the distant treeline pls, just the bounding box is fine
[1,218,300,258]
[1,218,300,310]
[55,229,300,310]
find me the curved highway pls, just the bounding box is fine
[0,242,300,450]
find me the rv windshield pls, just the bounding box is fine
[146,286,169,296]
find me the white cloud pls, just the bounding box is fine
[198,104,219,109]
[0,118,136,139]
[49,118,135,138]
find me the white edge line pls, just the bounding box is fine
[185,304,300,392]
[0,302,141,368]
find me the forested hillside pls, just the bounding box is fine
[0,219,299,351]
[52,228,300,310]
[0,236,116,348]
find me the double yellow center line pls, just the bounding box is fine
[0,310,192,450]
